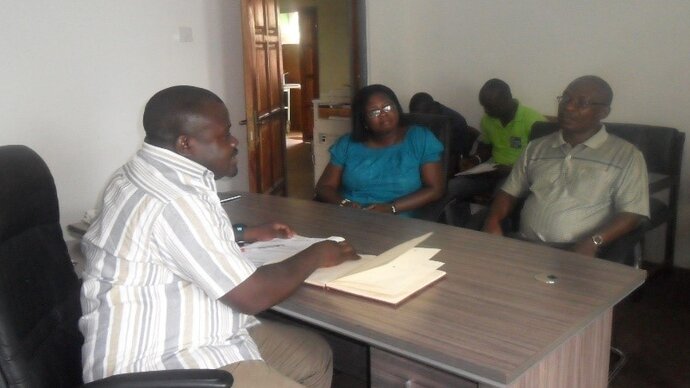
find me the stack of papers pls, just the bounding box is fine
[242,233,445,305]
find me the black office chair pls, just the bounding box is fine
[403,113,457,222]
[531,121,685,270]
[0,145,233,387]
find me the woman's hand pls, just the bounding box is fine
[244,222,295,242]
[341,200,363,209]
[364,203,394,214]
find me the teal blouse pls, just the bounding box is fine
[329,125,443,217]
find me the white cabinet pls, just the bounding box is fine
[312,100,351,186]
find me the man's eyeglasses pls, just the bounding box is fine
[556,95,609,109]
[367,104,395,118]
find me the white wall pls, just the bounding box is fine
[1,1,249,238]
[366,0,690,268]
[3,1,688,267]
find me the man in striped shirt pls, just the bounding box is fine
[79,85,359,387]
[483,76,649,263]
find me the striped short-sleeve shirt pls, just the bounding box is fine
[501,127,649,243]
[79,143,260,383]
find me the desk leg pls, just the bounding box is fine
[505,308,612,388]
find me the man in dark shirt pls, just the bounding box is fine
[409,92,477,160]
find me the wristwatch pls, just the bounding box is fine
[233,223,247,243]
[390,203,398,214]
[591,234,604,247]
[339,198,352,207]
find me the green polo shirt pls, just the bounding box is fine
[479,102,544,165]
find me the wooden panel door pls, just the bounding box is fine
[241,0,287,195]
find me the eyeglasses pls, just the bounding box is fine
[556,95,609,109]
[366,104,395,118]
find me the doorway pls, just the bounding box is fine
[281,7,318,143]
[280,5,319,199]
[277,0,362,200]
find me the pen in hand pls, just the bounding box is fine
[241,243,285,252]
[220,194,242,204]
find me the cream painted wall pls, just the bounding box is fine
[1,1,248,238]
[2,1,688,267]
[366,0,690,268]
[279,0,352,97]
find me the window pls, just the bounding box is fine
[279,12,300,45]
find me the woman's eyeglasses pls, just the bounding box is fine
[366,104,395,118]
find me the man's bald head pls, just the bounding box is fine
[567,75,613,105]
[143,85,224,148]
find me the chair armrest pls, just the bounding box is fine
[648,173,673,194]
[83,369,233,388]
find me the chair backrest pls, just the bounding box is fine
[0,145,84,387]
[531,121,685,178]
[404,113,455,179]
[530,121,685,267]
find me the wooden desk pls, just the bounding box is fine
[223,192,645,387]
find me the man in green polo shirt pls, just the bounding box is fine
[474,79,545,168]
[445,79,544,228]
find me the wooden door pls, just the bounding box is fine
[241,0,287,195]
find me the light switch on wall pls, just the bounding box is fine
[176,26,193,43]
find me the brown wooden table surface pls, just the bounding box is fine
[221,192,646,387]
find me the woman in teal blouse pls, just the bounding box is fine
[315,84,445,217]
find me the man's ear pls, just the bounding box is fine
[175,135,192,155]
[597,106,611,121]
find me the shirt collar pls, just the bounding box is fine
[556,124,609,149]
[140,142,217,186]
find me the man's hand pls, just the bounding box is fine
[481,190,517,236]
[244,222,295,242]
[459,156,480,172]
[482,219,504,236]
[494,164,513,177]
[571,238,598,258]
[304,240,360,268]
[222,239,359,315]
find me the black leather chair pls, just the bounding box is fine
[0,145,233,387]
[403,113,456,222]
[531,121,685,270]
[405,113,457,181]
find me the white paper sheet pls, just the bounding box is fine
[242,235,344,267]
[455,161,497,176]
